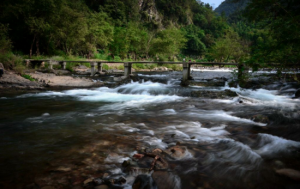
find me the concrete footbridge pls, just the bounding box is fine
[24,59,244,82]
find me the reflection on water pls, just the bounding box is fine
[0,71,300,188]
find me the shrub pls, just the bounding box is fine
[0,52,24,70]
[117,65,124,70]
[102,64,109,70]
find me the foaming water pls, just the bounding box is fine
[1,72,300,189]
[254,133,300,157]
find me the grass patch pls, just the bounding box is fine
[22,74,35,81]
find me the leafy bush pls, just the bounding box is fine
[117,65,124,70]
[132,63,145,70]
[0,52,24,70]
[102,64,109,70]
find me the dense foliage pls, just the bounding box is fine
[0,0,230,63]
[0,0,299,70]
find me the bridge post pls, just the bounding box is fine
[182,63,191,81]
[124,63,132,77]
[26,60,31,67]
[62,62,67,70]
[97,63,102,72]
[49,60,54,69]
[90,62,96,76]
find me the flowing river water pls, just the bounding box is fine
[0,70,300,189]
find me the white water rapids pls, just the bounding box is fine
[1,71,300,189]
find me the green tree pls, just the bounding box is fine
[149,28,187,59]
[84,12,114,58]
[243,0,300,66]
[182,25,206,56]
[209,30,249,63]
[0,24,12,54]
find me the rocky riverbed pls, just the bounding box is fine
[1,67,300,189]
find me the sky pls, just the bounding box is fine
[200,0,224,9]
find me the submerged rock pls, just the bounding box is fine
[132,175,157,189]
[251,114,269,124]
[276,169,300,181]
[152,171,181,189]
[190,81,225,87]
[164,146,191,160]
[191,89,238,99]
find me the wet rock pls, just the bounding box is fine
[228,81,238,88]
[93,178,103,185]
[164,146,190,160]
[55,166,72,172]
[152,171,181,189]
[122,160,131,167]
[41,186,56,189]
[83,178,94,185]
[190,81,225,87]
[95,185,109,189]
[72,186,83,189]
[295,89,300,98]
[152,148,163,155]
[276,169,300,180]
[191,90,237,99]
[251,114,269,124]
[132,175,157,189]
[103,173,110,179]
[180,80,189,87]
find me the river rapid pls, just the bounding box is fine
[0,70,300,189]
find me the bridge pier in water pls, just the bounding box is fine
[97,63,102,73]
[90,62,97,76]
[124,63,132,77]
[182,63,191,81]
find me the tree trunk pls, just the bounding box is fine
[30,34,36,59]
[36,35,40,56]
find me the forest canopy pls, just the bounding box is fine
[0,0,299,68]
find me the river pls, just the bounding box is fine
[0,70,300,189]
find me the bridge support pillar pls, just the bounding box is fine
[26,60,31,67]
[62,62,67,70]
[90,62,96,76]
[124,63,132,77]
[97,63,102,72]
[182,63,191,81]
[49,60,56,69]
